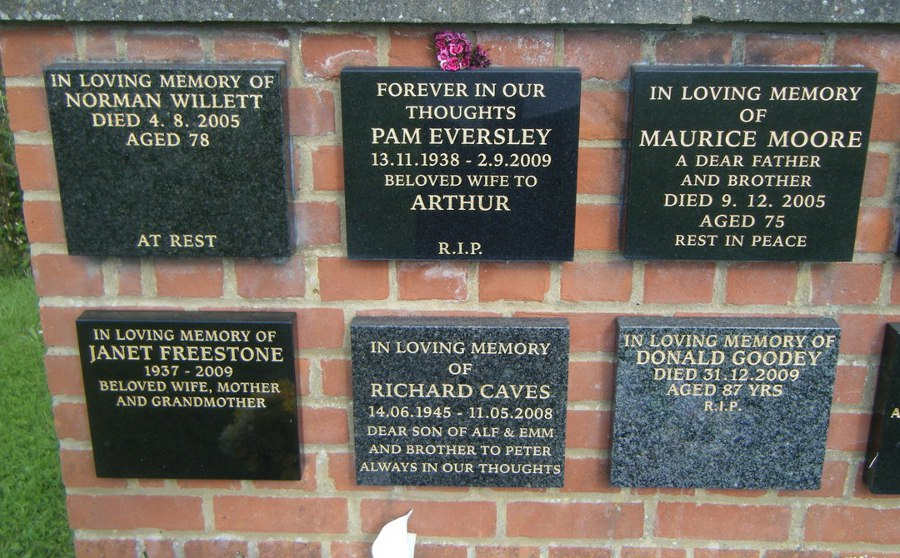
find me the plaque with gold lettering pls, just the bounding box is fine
[341,68,580,260]
[76,310,300,479]
[45,64,291,257]
[351,317,569,487]
[864,323,900,493]
[623,66,876,261]
[612,317,839,489]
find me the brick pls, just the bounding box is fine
[656,502,790,541]
[507,501,643,539]
[561,261,632,302]
[155,261,223,297]
[177,479,241,490]
[562,457,617,492]
[68,494,204,530]
[567,360,614,402]
[855,206,893,252]
[892,266,900,303]
[521,311,617,352]
[479,262,549,302]
[257,541,322,558]
[331,542,368,558]
[826,412,870,451]
[322,358,351,396]
[838,313,900,355]
[780,460,848,498]
[318,258,389,301]
[235,256,304,298]
[694,552,758,558]
[833,365,869,405]
[657,33,733,63]
[143,540,175,558]
[53,402,90,440]
[214,29,289,61]
[85,28,118,58]
[704,488,766,498]
[574,204,619,251]
[22,200,64,244]
[289,88,335,135]
[644,262,715,304]
[60,450,126,489]
[577,147,624,195]
[32,254,103,296]
[297,308,344,349]
[566,410,610,450]
[328,452,387,492]
[726,263,797,305]
[45,354,83,396]
[477,30,554,66]
[311,145,344,190]
[118,261,142,296]
[183,540,248,558]
[302,33,377,79]
[416,545,468,558]
[74,539,136,558]
[215,496,346,533]
[550,548,614,558]
[6,86,50,132]
[580,90,628,140]
[39,305,82,347]
[764,552,830,558]
[297,358,311,396]
[297,201,341,245]
[834,33,900,83]
[745,34,823,64]
[301,407,349,444]
[398,262,468,300]
[871,94,900,141]
[622,550,686,558]
[839,554,900,558]
[862,151,891,198]
[565,31,642,81]
[476,547,540,558]
[806,505,900,544]
[810,262,882,304]
[126,31,202,60]
[252,453,316,491]
[0,26,74,77]
[389,28,436,66]
[14,144,58,191]
[361,499,496,537]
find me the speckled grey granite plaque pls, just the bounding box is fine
[351,317,568,487]
[45,64,291,257]
[612,316,839,489]
[864,323,900,493]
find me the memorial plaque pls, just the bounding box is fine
[623,66,877,261]
[45,64,291,257]
[612,317,839,489]
[351,317,568,487]
[341,68,580,260]
[864,323,900,493]
[76,311,300,479]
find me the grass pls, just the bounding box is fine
[0,275,74,557]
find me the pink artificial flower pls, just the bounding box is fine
[433,30,488,72]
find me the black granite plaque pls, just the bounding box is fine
[45,64,291,257]
[76,310,300,479]
[612,317,839,489]
[623,66,877,261]
[351,317,568,486]
[864,323,900,493]
[341,68,580,260]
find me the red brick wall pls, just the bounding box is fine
[2,23,900,557]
